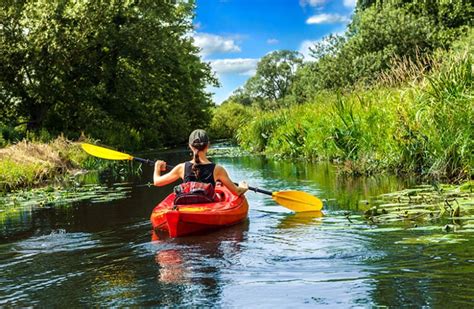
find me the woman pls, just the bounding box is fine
[153,129,248,196]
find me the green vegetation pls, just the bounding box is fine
[212,0,473,182]
[359,181,474,240]
[0,137,84,191]
[0,183,132,224]
[208,102,253,141]
[1,0,215,150]
[0,137,132,192]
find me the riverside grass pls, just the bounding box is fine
[0,137,90,192]
[236,48,473,182]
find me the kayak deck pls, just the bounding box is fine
[150,184,249,237]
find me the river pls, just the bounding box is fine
[1,148,473,307]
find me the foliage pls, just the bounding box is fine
[0,159,43,192]
[236,36,474,181]
[237,110,290,152]
[224,1,473,182]
[208,102,253,140]
[0,137,91,191]
[0,183,131,224]
[284,1,474,102]
[361,183,474,234]
[222,87,253,106]
[0,0,216,150]
[300,5,434,92]
[227,50,303,109]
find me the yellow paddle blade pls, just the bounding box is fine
[272,191,323,212]
[81,143,133,161]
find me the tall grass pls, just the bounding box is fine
[236,44,473,182]
[0,137,89,191]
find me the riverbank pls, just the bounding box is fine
[232,40,473,182]
[0,137,91,192]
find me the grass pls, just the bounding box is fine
[234,41,473,182]
[0,136,93,192]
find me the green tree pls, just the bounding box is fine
[222,87,253,106]
[209,102,252,140]
[252,50,303,101]
[1,0,216,149]
[237,50,303,109]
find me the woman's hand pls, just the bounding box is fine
[238,180,249,195]
[155,160,167,172]
[238,180,248,189]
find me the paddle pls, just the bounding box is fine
[80,143,323,212]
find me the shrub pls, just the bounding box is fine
[209,102,253,141]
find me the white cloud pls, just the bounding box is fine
[306,13,349,24]
[193,32,240,57]
[209,58,259,76]
[343,0,357,8]
[299,0,327,7]
[267,38,279,45]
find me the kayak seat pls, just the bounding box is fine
[174,194,215,205]
[173,181,216,205]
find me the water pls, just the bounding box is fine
[1,150,474,307]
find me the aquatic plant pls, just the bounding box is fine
[0,183,132,224]
[361,182,474,233]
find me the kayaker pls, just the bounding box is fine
[153,129,249,197]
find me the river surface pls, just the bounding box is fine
[1,149,473,307]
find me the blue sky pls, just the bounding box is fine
[193,0,357,104]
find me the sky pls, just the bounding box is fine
[193,0,357,104]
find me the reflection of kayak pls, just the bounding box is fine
[150,184,249,237]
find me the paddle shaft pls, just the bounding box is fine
[133,157,155,166]
[132,156,273,196]
[81,143,322,211]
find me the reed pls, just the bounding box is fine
[236,45,473,182]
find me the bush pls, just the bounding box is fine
[209,102,253,141]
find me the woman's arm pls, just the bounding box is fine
[214,165,248,196]
[153,161,184,187]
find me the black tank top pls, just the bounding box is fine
[184,161,216,187]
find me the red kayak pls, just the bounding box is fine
[150,184,249,238]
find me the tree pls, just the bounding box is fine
[209,102,252,140]
[248,50,303,103]
[222,87,253,106]
[0,0,217,149]
[296,1,473,93]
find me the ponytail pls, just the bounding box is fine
[192,149,201,179]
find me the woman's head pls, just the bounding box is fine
[188,129,209,151]
[189,130,210,179]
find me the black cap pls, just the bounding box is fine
[188,129,209,149]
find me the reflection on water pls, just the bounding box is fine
[1,153,473,307]
[276,211,323,230]
[155,249,187,283]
